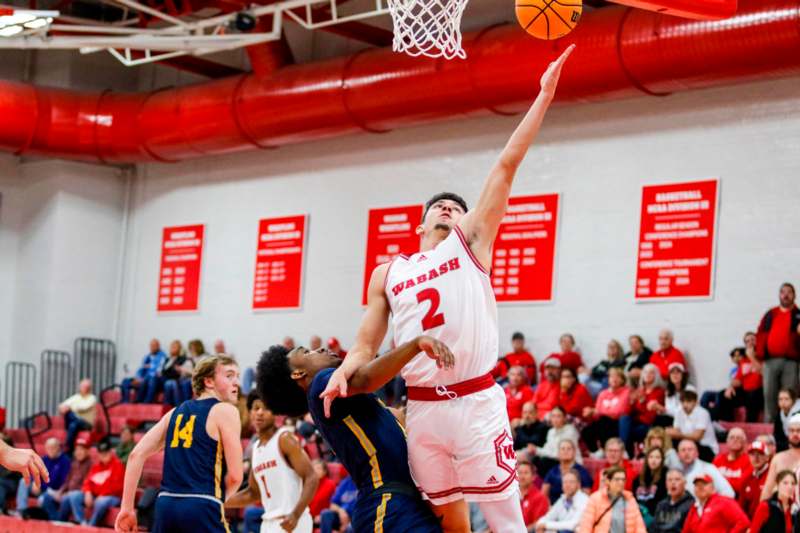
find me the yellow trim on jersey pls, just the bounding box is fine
[219,501,231,533]
[343,415,383,489]
[374,493,392,533]
[214,440,223,500]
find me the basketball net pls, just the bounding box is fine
[387,0,469,59]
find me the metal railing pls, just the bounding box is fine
[74,337,117,392]
[39,350,74,416]
[4,362,37,429]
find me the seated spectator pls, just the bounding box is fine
[711,428,751,496]
[676,439,734,498]
[649,329,686,380]
[512,402,549,452]
[681,474,749,533]
[120,339,166,404]
[531,407,581,476]
[58,378,97,455]
[577,466,647,533]
[541,439,592,504]
[539,333,585,378]
[625,334,653,386]
[583,339,627,398]
[309,460,336,520]
[667,388,718,462]
[505,366,535,424]
[581,368,631,452]
[750,469,795,533]
[16,437,71,513]
[63,439,123,526]
[620,363,665,457]
[0,436,20,512]
[493,332,537,384]
[773,388,800,452]
[213,339,226,355]
[737,440,772,516]
[651,469,694,533]
[309,336,322,351]
[115,426,135,465]
[644,426,680,470]
[558,367,592,422]
[41,437,92,521]
[533,358,562,420]
[632,446,667,522]
[326,337,346,359]
[319,474,357,533]
[713,339,764,423]
[188,338,209,362]
[756,433,778,458]
[534,470,588,533]
[518,460,549,529]
[162,340,192,406]
[591,438,639,492]
[652,362,689,427]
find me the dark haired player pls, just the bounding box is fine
[257,336,453,532]
[320,46,575,532]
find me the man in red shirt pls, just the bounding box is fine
[67,439,124,526]
[517,460,548,529]
[505,366,535,423]
[756,282,800,422]
[681,474,749,533]
[533,358,561,421]
[737,440,772,516]
[712,427,752,496]
[650,329,686,380]
[539,333,584,378]
[309,459,337,519]
[591,438,638,492]
[492,332,537,384]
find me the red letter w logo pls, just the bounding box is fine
[503,445,514,461]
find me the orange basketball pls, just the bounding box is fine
[515,0,582,40]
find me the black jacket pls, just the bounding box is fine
[651,492,694,533]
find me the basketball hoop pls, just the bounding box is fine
[387,0,469,59]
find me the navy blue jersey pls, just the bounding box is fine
[161,398,227,500]
[308,368,414,493]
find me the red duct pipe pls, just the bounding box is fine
[1,0,799,164]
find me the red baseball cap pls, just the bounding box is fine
[693,474,713,485]
[75,437,89,448]
[749,441,768,454]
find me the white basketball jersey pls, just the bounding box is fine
[385,226,499,387]
[251,427,303,520]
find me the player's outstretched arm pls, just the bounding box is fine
[320,262,391,417]
[224,467,259,509]
[348,336,455,395]
[459,44,575,264]
[279,431,319,531]
[213,402,244,500]
[115,409,173,533]
[0,439,49,489]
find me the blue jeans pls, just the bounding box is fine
[40,490,61,520]
[241,367,256,395]
[63,489,85,522]
[163,379,181,406]
[618,414,651,457]
[243,505,262,533]
[15,478,44,511]
[65,411,92,454]
[121,375,162,403]
[88,495,121,526]
[180,378,193,401]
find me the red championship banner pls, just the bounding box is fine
[157,224,204,312]
[362,204,424,304]
[491,193,560,303]
[635,178,719,301]
[253,215,308,310]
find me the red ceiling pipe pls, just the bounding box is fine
[1,0,799,163]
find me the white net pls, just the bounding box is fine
[387,0,469,59]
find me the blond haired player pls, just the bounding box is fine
[321,45,575,532]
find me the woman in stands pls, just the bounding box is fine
[558,367,593,422]
[583,339,627,398]
[774,388,800,452]
[577,466,647,533]
[750,469,796,533]
[581,368,631,453]
[620,364,665,457]
[644,427,680,470]
[653,362,689,427]
[632,447,667,524]
[530,406,580,475]
[541,439,592,505]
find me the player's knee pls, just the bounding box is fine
[429,499,470,533]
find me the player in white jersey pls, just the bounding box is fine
[226,391,317,533]
[321,45,575,532]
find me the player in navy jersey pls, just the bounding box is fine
[256,336,453,532]
[115,355,243,533]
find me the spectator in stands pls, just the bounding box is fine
[761,413,800,500]
[583,339,626,398]
[162,340,193,406]
[558,367,592,422]
[513,402,549,452]
[591,438,638,492]
[676,439,734,498]
[115,426,135,465]
[188,338,208,361]
[283,336,296,350]
[120,339,166,404]
[540,334,584,378]
[757,434,778,458]
[213,339,226,355]
[653,362,689,427]
[774,387,800,452]
[326,337,346,359]
[59,378,97,455]
[714,342,764,422]
[625,334,653,386]
[680,474,750,533]
[517,459,549,529]
[493,332,537,384]
[15,437,70,513]
[534,358,562,420]
[667,388,718,462]
[531,406,581,476]
[42,437,92,521]
[581,368,631,452]
[66,439,124,526]
[751,469,795,533]
[633,446,667,521]
[535,470,588,533]
[309,460,336,521]
[645,427,681,469]
[650,329,686,380]
[319,474,357,533]
[0,436,20,513]
[505,366,535,424]
[541,439,592,504]
[620,363,665,457]
[756,282,800,422]
[711,427,751,496]
[577,466,647,533]
[309,336,322,351]
[651,469,694,533]
[738,440,772,516]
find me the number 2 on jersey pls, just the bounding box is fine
[170,414,196,448]
[416,288,445,330]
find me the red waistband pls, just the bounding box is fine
[406,373,495,401]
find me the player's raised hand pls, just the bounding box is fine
[540,44,575,96]
[114,508,138,532]
[0,445,49,489]
[320,366,349,418]
[418,336,455,370]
